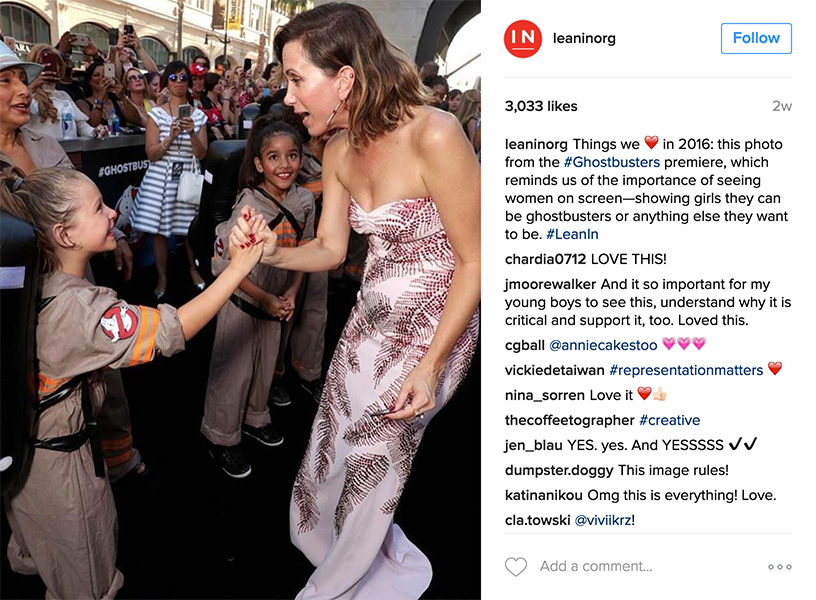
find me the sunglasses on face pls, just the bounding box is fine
[127,74,144,82]
[168,73,188,82]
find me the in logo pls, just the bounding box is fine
[505,20,542,58]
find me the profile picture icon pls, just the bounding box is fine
[505,20,542,58]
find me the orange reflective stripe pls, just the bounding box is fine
[101,434,133,451]
[38,374,72,396]
[129,306,159,366]
[103,450,133,467]
[141,308,159,364]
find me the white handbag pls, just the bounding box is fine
[177,159,204,207]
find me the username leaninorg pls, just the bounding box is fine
[553,33,616,46]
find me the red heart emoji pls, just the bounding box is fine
[768,362,782,375]
[637,387,651,400]
[644,136,659,149]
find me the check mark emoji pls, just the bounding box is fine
[743,437,757,450]
[728,437,742,450]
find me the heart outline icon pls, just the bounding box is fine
[505,557,527,577]
[637,387,651,400]
[644,135,659,149]
[692,337,706,350]
[768,362,782,375]
[677,337,690,350]
[662,337,675,350]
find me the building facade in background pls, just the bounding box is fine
[0,0,293,72]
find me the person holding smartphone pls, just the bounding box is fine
[129,61,209,299]
[76,60,142,130]
[25,45,101,139]
[112,25,157,80]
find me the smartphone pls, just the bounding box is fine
[40,52,61,77]
[243,58,252,73]
[73,34,91,47]
[108,28,119,47]
[263,87,270,97]
[178,104,192,119]
[103,62,116,80]
[123,24,134,35]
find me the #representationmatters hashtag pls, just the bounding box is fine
[610,364,617,375]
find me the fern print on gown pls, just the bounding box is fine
[290,196,479,600]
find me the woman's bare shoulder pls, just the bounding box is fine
[410,105,469,155]
[411,106,462,143]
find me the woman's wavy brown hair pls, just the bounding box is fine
[273,2,431,147]
[27,44,64,124]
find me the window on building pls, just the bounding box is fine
[140,36,170,71]
[68,22,108,67]
[249,3,263,31]
[185,0,211,10]
[183,46,206,66]
[0,2,50,56]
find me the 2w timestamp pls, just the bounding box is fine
[505,100,578,113]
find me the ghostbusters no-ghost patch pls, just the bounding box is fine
[215,237,225,258]
[100,306,138,342]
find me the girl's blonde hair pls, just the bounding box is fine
[0,166,88,273]
[27,44,64,124]
[456,89,481,129]
[273,2,431,147]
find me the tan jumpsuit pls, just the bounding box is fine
[5,271,185,599]
[0,128,144,482]
[200,186,314,446]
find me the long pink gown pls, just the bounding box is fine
[290,196,479,599]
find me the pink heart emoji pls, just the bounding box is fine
[644,136,659,149]
[662,337,675,350]
[693,337,706,350]
[677,337,690,350]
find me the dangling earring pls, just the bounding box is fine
[325,97,348,128]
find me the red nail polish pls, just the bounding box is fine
[244,213,250,220]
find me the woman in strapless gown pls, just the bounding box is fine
[237,4,480,598]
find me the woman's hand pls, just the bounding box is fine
[167,119,183,142]
[82,39,99,58]
[226,216,267,275]
[116,46,130,64]
[57,31,73,55]
[384,362,442,422]
[158,88,170,105]
[178,116,194,134]
[110,80,125,100]
[29,71,58,92]
[237,207,278,264]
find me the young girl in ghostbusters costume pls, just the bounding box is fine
[201,117,315,477]
[0,166,268,599]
